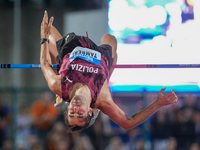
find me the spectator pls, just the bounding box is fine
[167,103,180,125]
[189,142,200,150]
[83,112,111,150]
[55,140,70,150]
[166,137,177,150]
[30,92,58,143]
[128,127,145,150]
[16,104,32,150]
[0,93,12,148]
[109,98,129,144]
[1,137,13,150]
[173,108,196,150]
[193,110,200,145]
[80,134,95,150]
[105,136,126,150]
[73,134,95,150]
[28,134,43,150]
[45,121,73,150]
[181,94,199,112]
[135,138,146,150]
[150,107,173,150]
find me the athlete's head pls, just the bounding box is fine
[64,95,93,132]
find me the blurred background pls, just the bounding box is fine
[0,0,200,150]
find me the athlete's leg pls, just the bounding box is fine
[48,26,63,64]
[100,33,118,78]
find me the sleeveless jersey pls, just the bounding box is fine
[58,46,110,108]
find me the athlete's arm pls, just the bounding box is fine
[99,88,178,130]
[40,11,62,96]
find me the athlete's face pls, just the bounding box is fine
[67,95,92,126]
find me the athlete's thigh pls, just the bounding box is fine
[100,33,118,77]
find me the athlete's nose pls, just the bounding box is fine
[74,106,79,113]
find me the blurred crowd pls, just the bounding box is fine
[0,92,200,150]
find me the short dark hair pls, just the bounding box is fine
[63,109,93,132]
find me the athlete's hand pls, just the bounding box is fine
[156,87,178,106]
[41,10,54,39]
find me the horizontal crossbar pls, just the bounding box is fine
[1,64,200,69]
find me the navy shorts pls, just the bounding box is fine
[56,32,114,70]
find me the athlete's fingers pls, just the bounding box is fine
[164,88,175,96]
[49,16,54,27]
[44,10,48,24]
[171,89,176,95]
[170,89,177,99]
[164,93,175,102]
[159,87,166,95]
[42,11,46,23]
[167,94,175,100]
[167,91,178,102]
[41,11,48,27]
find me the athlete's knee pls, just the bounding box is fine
[101,33,117,44]
[101,33,117,52]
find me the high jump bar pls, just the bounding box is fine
[1,64,200,69]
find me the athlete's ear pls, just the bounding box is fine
[89,108,93,116]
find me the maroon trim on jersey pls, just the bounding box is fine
[79,32,90,48]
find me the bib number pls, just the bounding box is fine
[69,46,101,65]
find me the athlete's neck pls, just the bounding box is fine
[69,83,92,104]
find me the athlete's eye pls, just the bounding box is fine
[69,112,74,117]
[77,113,84,118]
[77,115,84,118]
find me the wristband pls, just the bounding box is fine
[40,38,49,44]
